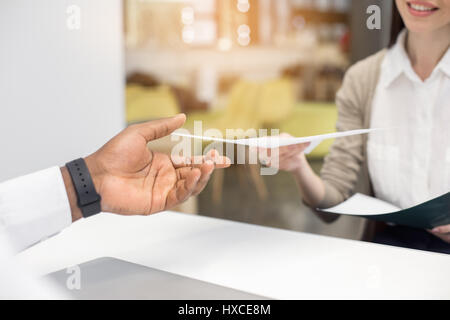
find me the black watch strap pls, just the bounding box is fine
[65,158,102,218]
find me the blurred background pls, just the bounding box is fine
[123,0,392,240]
[0,0,393,242]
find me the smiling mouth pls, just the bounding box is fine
[407,2,439,12]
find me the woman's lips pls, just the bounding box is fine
[407,1,439,17]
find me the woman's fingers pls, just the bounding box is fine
[431,224,450,234]
[263,152,301,169]
[258,143,310,169]
[259,142,310,158]
[279,143,311,160]
[428,224,450,244]
[430,232,450,244]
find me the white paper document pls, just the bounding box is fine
[320,193,401,216]
[172,128,381,153]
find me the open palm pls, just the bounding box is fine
[85,115,229,215]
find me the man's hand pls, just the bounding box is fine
[62,114,230,221]
[429,225,450,244]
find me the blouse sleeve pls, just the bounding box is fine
[318,62,369,209]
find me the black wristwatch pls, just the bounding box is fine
[65,158,102,218]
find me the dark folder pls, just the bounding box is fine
[322,193,450,230]
[367,193,450,229]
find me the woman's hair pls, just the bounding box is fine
[389,1,406,47]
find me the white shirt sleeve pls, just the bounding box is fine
[0,167,72,252]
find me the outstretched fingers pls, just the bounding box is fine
[165,167,201,209]
[192,160,215,196]
[168,150,230,201]
[172,150,231,169]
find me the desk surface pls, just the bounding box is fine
[18,212,450,299]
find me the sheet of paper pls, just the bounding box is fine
[171,128,381,152]
[320,193,401,216]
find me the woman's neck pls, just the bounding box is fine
[406,26,450,81]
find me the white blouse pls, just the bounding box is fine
[368,30,450,209]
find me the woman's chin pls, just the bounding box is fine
[404,20,447,34]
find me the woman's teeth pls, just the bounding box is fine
[408,3,437,11]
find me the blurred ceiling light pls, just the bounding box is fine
[181,6,195,25]
[182,26,195,44]
[237,24,250,35]
[237,0,250,13]
[237,36,251,46]
[292,16,306,30]
[237,24,251,46]
[218,38,232,51]
[191,20,217,45]
[139,0,192,2]
[192,0,216,14]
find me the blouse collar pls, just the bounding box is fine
[383,29,450,88]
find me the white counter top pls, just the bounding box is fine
[17,212,450,299]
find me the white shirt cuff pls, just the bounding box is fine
[0,167,72,252]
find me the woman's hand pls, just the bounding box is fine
[258,133,311,172]
[429,225,450,244]
[257,133,326,207]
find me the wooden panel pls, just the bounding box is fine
[292,8,349,25]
